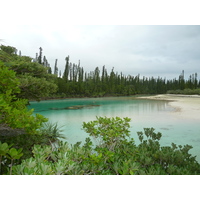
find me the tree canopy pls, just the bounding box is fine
[0,45,57,101]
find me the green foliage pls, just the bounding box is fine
[9,61,49,77]
[0,142,12,158]
[10,139,137,175]
[167,88,200,95]
[0,49,60,174]
[2,45,200,98]
[0,98,47,134]
[18,75,57,100]
[0,61,48,172]
[0,61,48,133]
[0,121,64,158]
[83,116,131,151]
[0,45,17,55]
[54,55,200,97]
[38,122,66,142]
[0,46,58,101]
[7,116,200,175]
[0,141,23,174]
[135,128,200,174]
[11,142,81,175]
[0,142,12,174]
[7,147,23,160]
[11,61,58,100]
[0,91,47,134]
[0,63,20,94]
[1,44,200,175]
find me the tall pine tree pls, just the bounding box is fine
[63,56,70,82]
[38,47,42,64]
[54,59,58,76]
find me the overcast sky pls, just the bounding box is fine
[1,1,200,80]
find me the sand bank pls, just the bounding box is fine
[137,94,200,121]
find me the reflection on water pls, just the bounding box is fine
[29,96,200,162]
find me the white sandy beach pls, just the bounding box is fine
[137,94,200,121]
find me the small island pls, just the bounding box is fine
[51,104,101,110]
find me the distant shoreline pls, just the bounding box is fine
[30,94,200,121]
[137,94,200,121]
[30,94,146,102]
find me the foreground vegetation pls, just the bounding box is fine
[1,116,200,175]
[1,44,200,175]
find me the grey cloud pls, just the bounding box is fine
[1,25,200,80]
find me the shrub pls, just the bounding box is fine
[6,117,200,175]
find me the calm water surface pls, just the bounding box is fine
[29,97,200,162]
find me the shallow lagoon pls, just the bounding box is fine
[29,96,200,162]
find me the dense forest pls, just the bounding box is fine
[55,53,200,97]
[57,60,200,97]
[1,45,200,175]
[2,45,199,100]
[50,51,200,98]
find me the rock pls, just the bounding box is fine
[50,104,101,110]
[65,104,100,110]
[0,125,26,137]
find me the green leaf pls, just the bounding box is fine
[0,142,13,155]
[8,148,23,159]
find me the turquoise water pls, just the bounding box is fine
[29,97,200,162]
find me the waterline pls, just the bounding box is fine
[29,96,200,162]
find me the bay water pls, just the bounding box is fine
[29,96,200,162]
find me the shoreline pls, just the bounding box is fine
[137,94,200,121]
[29,94,145,102]
[31,94,200,121]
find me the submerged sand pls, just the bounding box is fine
[137,94,200,121]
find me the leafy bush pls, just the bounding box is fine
[0,141,23,174]
[83,116,131,151]
[136,128,200,174]
[0,121,65,169]
[0,64,48,134]
[38,122,66,143]
[0,54,59,174]
[5,116,200,175]
[167,88,200,95]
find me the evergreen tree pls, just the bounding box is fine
[38,47,42,64]
[54,59,58,77]
[72,63,78,82]
[69,62,73,81]
[43,56,48,67]
[48,66,52,74]
[63,56,70,82]
[35,53,38,62]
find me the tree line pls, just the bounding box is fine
[2,45,200,99]
[34,47,199,98]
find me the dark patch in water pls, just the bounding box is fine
[50,104,100,111]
